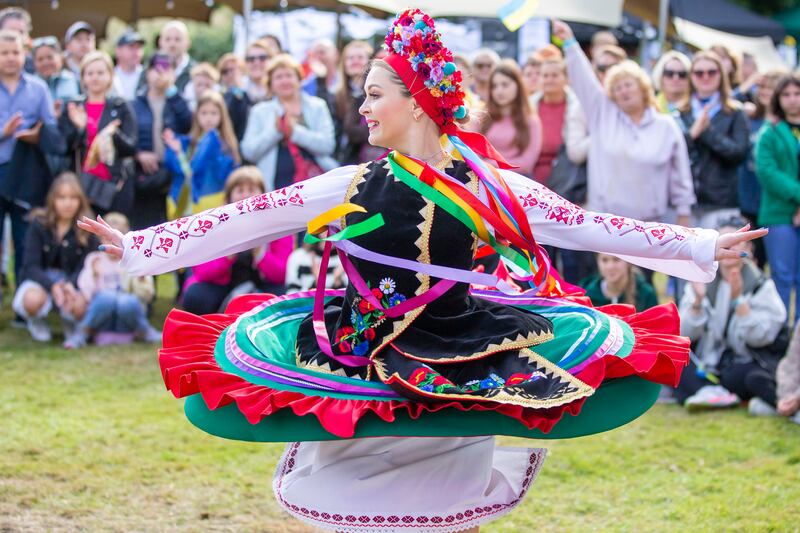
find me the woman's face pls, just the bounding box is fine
[33,45,61,79]
[82,59,112,97]
[611,75,644,115]
[779,82,800,119]
[196,101,222,132]
[269,66,300,99]
[597,254,628,285]
[491,72,518,108]
[230,182,263,203]
[757,78,776,109]
[219,59,240,88]
[660,58,689,98]
[359,66,414,149]
[191,73,215,99]
[53,185,81,221]
[245,45,269,80]
[522,63,540,95]
[691,58,722,97]
[344,47,370,80]
[540,62,566,97]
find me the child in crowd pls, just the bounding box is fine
[579,253,659,311]
[64,212,160,349]
[13,174,98,342]
[677,217,786,411]
[180,167,293,315]
[163,91,240,217]
[285,240,347,294]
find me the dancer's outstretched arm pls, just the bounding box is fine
[78,165,358,276]
[500,170,766,283]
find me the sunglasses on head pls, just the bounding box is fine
[32,36,59,50]
[692,68,719,79]
[246,54,269,63]
[663,69,688,79]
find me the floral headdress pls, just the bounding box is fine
[381,8,513,169]
[384,9,466,124]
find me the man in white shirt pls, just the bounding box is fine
[113,30,145,101]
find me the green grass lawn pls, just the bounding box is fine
[1,278,799,532]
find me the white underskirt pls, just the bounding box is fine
[272,436,546,532]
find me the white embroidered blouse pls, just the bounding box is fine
[120,164,719,283]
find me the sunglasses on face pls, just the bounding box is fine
[663,69,688,79]
[220,67,235,75]
[246,54,269,63]
[692,69,719,79]
[595,63,617,73]
[474,62,493,69]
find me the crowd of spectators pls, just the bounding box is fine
[0,7,798,425]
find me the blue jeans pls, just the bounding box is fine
[0,193,30,285]
[81,291,151,333]
[764,224,800,322]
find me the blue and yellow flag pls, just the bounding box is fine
[498,0,539,32]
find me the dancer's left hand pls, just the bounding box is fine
[715,224,767,261]
[78,215,124,261]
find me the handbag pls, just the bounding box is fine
[547,144,587,204]
[80,171,125,211]
[280,115,324,183]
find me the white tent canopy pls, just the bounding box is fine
[673,17,785,71]
[340,0,625,28]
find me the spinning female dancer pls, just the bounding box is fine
[80,11,764,532]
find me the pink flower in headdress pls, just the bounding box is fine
[417,62,432,79]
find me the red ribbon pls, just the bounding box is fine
[382,54,516,170]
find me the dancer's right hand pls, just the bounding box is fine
[78,215,124,261]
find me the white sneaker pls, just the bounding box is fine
[748,397,778,417]
[26,317,52,342]
[685,385,740,411]
[63,329,88,350]
[141,326,162,344]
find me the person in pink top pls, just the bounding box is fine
[475,59,542,178]
[59,50,137,216]
[180,166,294,315]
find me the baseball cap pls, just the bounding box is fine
[117,30,145,47]
[65,21,94,44]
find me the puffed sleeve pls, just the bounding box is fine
[500,170,719,282]
[120,165,358,275]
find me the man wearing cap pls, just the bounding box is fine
[113,30,145,101]
[64,21,96,80]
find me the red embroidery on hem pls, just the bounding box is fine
[274,442,544,530]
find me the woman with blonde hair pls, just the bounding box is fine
[59,50,138,216]
[553,20,695,228]
[652,50,691,114]
[162,91,241,216]
[241,53,337,191]
[678,50,749,229]
[242,39,273,103]
[80,11,765,530]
